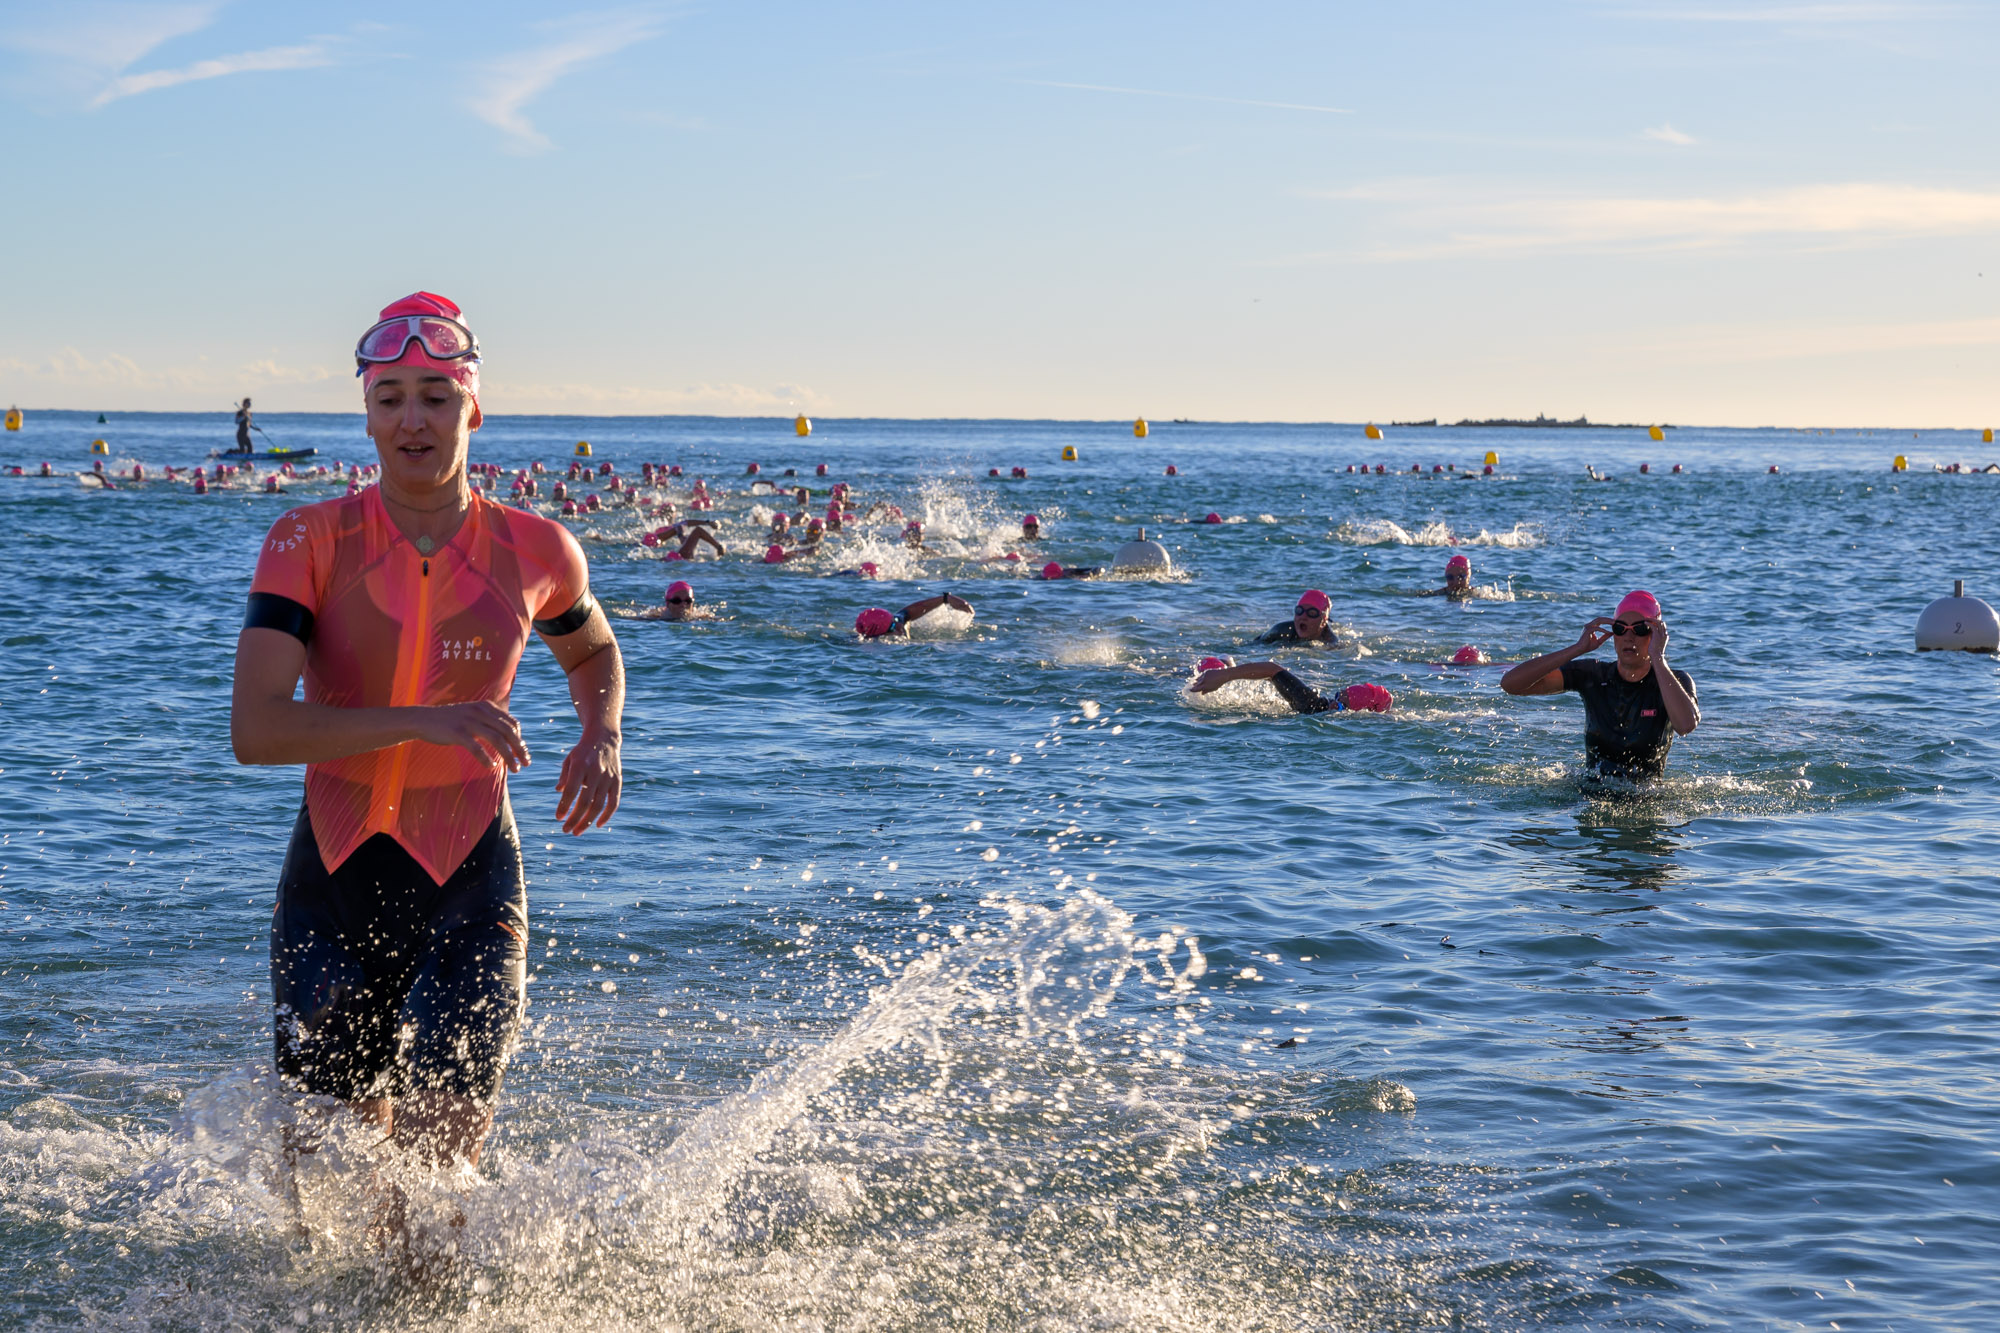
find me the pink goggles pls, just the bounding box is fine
[354,315,480,376]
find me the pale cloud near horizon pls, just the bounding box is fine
[1641,123,1696,145]
[1619,3,1941,21]
[92,41,334,106]
[1304,180,2000,258]
[467,10,666,153]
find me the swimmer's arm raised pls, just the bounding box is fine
[541,604,624,834]
[900,593,974,624]
[1651,625,1699,735]
[1500,618,1609,696]
[1191,661,1284,693]
[230,627,530,769]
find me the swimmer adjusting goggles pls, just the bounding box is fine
[353,315,480,376]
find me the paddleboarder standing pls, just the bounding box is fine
[234,398,254,454]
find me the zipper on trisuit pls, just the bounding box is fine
[372,544,436,834]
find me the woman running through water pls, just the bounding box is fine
[1190,657,1393,713]
[1499,589,1698,781]
[230,293,624,1252]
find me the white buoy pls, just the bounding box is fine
[1915,580,2000,652]
[1112,525,1172,572]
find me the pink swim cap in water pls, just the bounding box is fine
[764,544,787,564]
[1023,513,1039,526]
[360,292,480,413]
[1197,656,1230,672]
[640,532,658,547]
[1041,561,1065,580]
[856,607,896,637]
[858,561,879,578]
[1452,644,1482,665]
[1204,512,1222,524]
[1342,682,1394,713]
[1616,589,1662,620]
[1297,589,1331,613]
[663,550,684,561]
[665,579,693,600]
[1445,554,1470,573]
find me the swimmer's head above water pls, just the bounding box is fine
[662,579,694,620]
[1611,589,1664,670]
[1445,554,1471,593]
[1022,513,1040,539]
[855,607,897,638]
[1293,589,1332,641]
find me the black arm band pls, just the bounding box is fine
[533,591,597,637]
[243,592,315,645]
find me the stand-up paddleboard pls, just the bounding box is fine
[207,447,318,462]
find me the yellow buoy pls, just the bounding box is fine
[1893,455,1908,471]
[1364,423,1383,441]
[795,414,811,437]
[1483,450,1498,466]
[1133,418,1148,439]
[3,407,20,431]
[1649,425,1664,442]
[91,438,109,455]
[574,440,592,457]
[1061,445,1078,461]
[1985,428,1994,444]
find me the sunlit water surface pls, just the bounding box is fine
[3,413,1998,1331]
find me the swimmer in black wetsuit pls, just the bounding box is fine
[855,592,975,638]
[1256,589,1338,645]
[1499,589,1699,781]
[1419,554,1473,601]
[1190,659,1392,713]
[1037,562,1103,580]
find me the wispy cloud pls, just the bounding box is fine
[468,10,666,153]
[1303,180,2000,259]
[0,2,219,73]
[1619,3,1933,21]
[1029,80,1351,116]
[92,41,333,106]
[1641,123,1696,145]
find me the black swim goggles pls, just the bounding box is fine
[1610,620,1654,638]
[354,315,480,376]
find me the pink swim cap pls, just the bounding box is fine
[904,519,922,533]
[1452,644,1482,665]
[1344,682,1394,713]
[1197,656,1229,672]
[1204,512,1222,524]
[360,292,480,411]
[855,607,896,637]
[1023,513,1039,525]
[1297,589,1331,613]
[663,550,684,560]
[1445,554,1470,573]
[1616,589,1662,620]
[858,561,879,578]
[1041,561,1065,579]
[764,544,786,564]
[640,532,658,547]
[665,580,693,600]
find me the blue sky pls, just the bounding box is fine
[1,1,1995,424]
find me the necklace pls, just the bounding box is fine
[415,535,435,554]
[382,486,467,558]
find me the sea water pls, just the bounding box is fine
[2,412,1997,1330]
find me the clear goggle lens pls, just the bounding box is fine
[355,315,479,367]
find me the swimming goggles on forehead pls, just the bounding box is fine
[354,315,480,375]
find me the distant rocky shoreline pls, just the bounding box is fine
[1389,414,1667,429]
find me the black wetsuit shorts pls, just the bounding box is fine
[271,801,528,1104]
